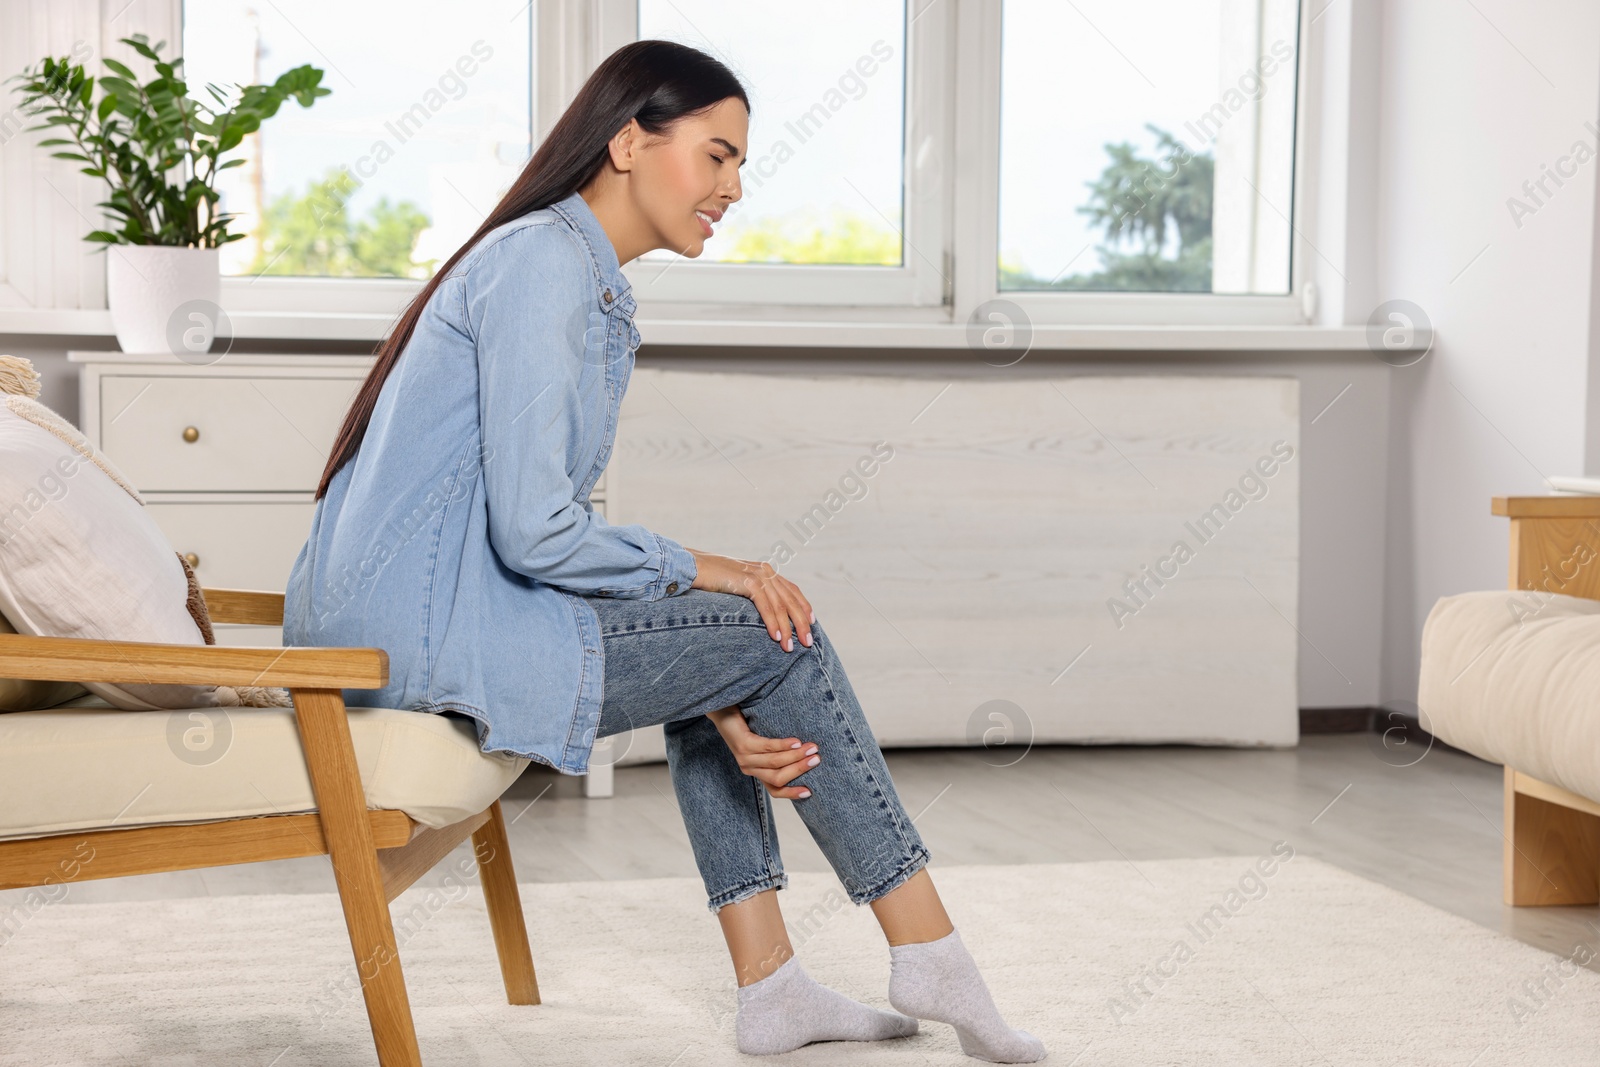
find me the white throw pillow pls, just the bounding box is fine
[0,395,230,710]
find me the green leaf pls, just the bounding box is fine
[122,37,161,62]
[97,75,139,100]
[101,58,138,81]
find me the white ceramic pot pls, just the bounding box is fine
[104,245,221,356]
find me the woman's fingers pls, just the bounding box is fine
[748,755,819,790]
[780,576,815,634]
[719,556,815,653]
[768,778,815,799]
[706,703,817,798]
[743,728,814,761]
[752,580,812,652]
[739,745,818,771]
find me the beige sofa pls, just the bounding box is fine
[1418,496,1600,907]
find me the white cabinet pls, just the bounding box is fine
[74,353,609,595]
[100,375,359,492]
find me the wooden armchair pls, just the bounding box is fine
[0,588,539,1067]
[1493,497,1600,907]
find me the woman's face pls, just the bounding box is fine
[629,97,748,258]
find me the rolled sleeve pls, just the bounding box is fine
[463,222,692,602]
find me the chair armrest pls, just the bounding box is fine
[201,588,286,626]
[0,634,387,690]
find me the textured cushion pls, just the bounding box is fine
[0,695,529,840]
[0,610,86,711]
[0,401,224,710]
[1418,589,1600,805]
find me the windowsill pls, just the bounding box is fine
[0,307,1390,352]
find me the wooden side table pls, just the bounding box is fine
[1491,495,1600,905]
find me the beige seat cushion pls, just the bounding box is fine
[0,696,529,841]
[1419,589,1600,804]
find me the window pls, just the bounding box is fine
[593,0,947,307]
[636,0,905,269]
[182,0,532,281]
[149,0,1324,327]
[997,0,1301,296]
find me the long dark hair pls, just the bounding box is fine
[315,40,749,499]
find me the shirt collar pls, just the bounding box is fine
[550,189,635,315]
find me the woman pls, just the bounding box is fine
[285,39,1045,1063]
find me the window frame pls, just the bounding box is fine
[586,0,949,309]
[185,0,1319,327]
[956,0,1314,328]
[189,0,539,317]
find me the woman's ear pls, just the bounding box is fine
[608,118,640,173]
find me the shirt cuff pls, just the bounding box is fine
[650,533,698,599]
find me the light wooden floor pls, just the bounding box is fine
[11,735,1599,972]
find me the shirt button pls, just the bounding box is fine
[602,288,613,303]
[666,581,679,594]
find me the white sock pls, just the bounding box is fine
[888,927,1046,1063]
[734,954,919,1055]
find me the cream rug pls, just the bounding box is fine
[2,855,1598,1066]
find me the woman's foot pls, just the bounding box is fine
[735,955,919,1055]
[888,927,1046,1062]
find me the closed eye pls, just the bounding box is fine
[710,154,726,164]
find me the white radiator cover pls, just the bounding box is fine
[598,371,1300,767]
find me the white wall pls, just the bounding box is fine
[1376,0,1600,705]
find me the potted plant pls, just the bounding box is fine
[6,35,328,354]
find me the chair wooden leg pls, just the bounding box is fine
[472,799,540,1005]
[1504,766,1600,906]
[293,688,423,1067]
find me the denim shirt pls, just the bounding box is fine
[282,190,698,775]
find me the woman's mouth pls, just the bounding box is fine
[695,209,716,237]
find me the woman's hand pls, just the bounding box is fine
[707,707,819,799]
[686,549,814,653]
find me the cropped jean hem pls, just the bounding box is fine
[849,844,933,906]
[708,870,790,914]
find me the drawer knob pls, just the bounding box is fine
[183,552,200,569]
[182,426,200,443]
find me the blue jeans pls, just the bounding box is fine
[583,589,932,913]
